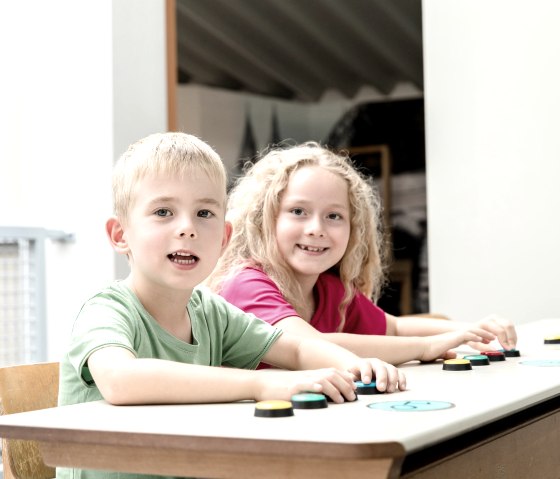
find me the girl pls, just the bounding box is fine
[207,142,517,365]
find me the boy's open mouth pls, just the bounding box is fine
[168,252,198,265]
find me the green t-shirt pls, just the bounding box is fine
[57,281,281,479]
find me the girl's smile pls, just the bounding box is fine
[276,166,351,290]
[296,244,328,253]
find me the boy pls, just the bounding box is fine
[58,132,405,479]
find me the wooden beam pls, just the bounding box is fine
[166,0,177,131]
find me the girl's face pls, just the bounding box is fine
[275,165,351,289]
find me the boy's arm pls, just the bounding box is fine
[262,331,406,393]
[87,344,358,405]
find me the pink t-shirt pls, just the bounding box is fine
[219,267,387,335]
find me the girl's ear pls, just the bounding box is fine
[106,216,129,255]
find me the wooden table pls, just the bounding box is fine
[1,319,560,478]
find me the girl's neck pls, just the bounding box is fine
[294,274,319,323]
[293,272,318,297]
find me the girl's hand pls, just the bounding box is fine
[254,368,357,404]
[472,314,517,350]
[348,358,406,393]
[419,329,491,362]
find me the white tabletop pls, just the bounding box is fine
[1,318,559,458]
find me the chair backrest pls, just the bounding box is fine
[347,144,393,234]
[0,362,59,479]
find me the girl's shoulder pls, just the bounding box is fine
[224,266,272,285]
[221,266,278,294]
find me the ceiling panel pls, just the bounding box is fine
[176,0,423,102]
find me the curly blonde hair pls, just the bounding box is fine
[207,141,387,331]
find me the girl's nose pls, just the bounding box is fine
[305,216,325,237]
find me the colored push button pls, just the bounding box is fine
[254,400,294,418]
[463,354,490,366]
[443,359,472,371]
[481,351,506,362]
[355,380,383,395]
[544,335,560,345]
[499,349,521,357]
[291,393,328,409]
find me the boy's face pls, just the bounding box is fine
[119,171,230,297]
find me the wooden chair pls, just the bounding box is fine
[347,144,393,231]
[0,362,59,479]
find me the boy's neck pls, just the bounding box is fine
[124,276,194,343]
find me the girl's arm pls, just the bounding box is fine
[274,315,486,365]
[387,313,517,350]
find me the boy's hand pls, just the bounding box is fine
[348,358,406,393]
[254,368,357,404]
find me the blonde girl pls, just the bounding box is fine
[208,142,517,364]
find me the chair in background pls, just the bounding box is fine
[347,144,415,315]
[0,362,59,479]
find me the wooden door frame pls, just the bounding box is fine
[166,0,177,131]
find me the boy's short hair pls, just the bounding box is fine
[112,132,226,222]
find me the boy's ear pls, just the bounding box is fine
[106,216,129,255]
[221,221,233,253]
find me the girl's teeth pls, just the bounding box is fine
[300,245,324,252]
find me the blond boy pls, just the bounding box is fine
[58,132,404,479]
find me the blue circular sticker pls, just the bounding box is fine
[367,400,455,412]
[520,359,560,367]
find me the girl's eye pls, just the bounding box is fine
[197,209,214,218]
[327,213,342,220]
[155,208,171,217]
[290,208,304,216]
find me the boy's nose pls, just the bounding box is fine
[177,218,197,238]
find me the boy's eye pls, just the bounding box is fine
[290,208,304,216]
[155,208,171,217]
[197,209,214,218]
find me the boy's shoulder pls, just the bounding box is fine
[191,285,239,313]
[191,284,222,302]
[82,280,137,308]
[190,285,269,332]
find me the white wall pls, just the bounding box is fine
[7,0,551,362]
[0,0,168,361]
[423,0,560,323]
[112,0,168,279]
